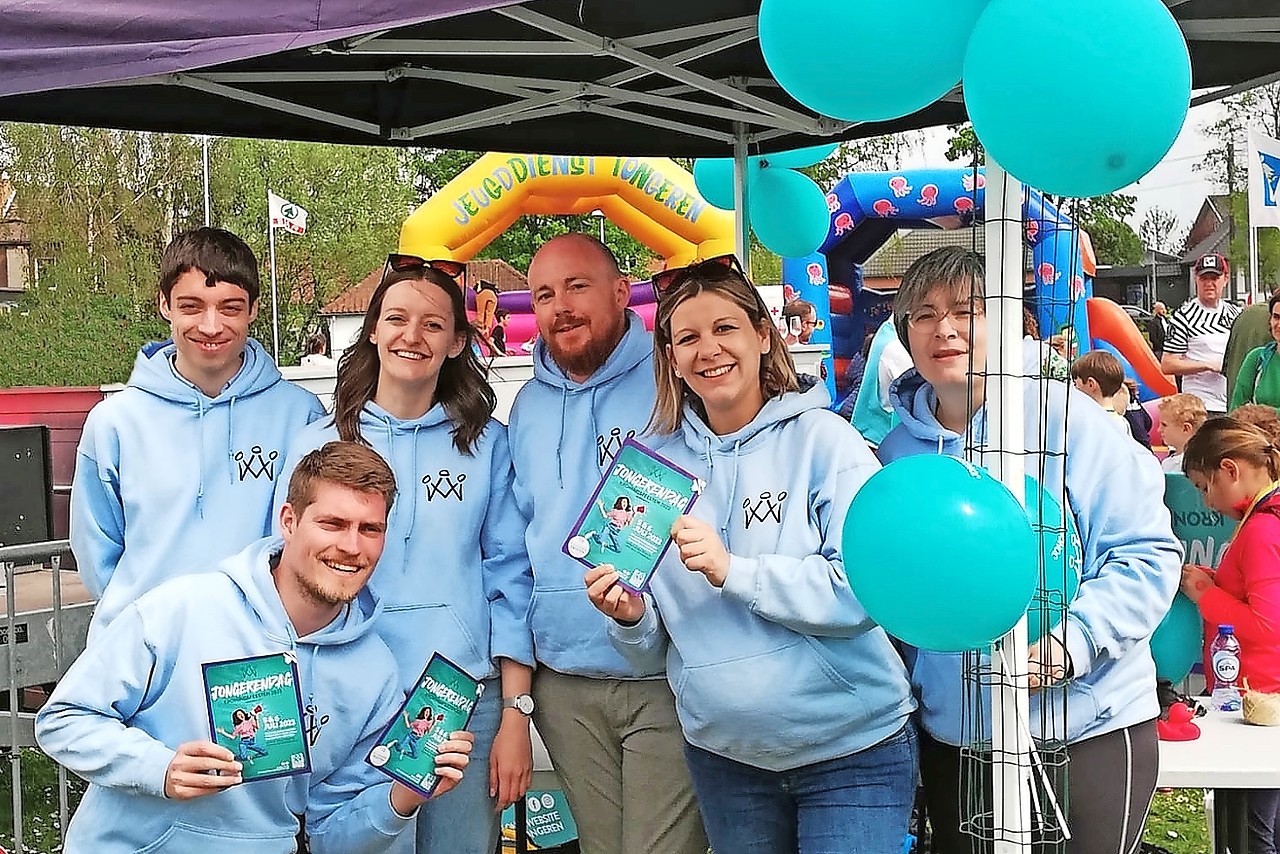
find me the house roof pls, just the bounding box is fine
[860,227,1033,279]
[1182,218,1231,265]
[320,257,528,316]
[0,179,19,220]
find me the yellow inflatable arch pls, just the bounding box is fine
[399,153,735,267]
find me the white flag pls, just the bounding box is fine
[268,190,308,235]
[1248,129,1280,231]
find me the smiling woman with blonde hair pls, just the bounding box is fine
[586,256,917,854]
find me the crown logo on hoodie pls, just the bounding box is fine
[423,469,467,502]
[743,490,788,529]
[234,446,279,481]
[596,428,636,468]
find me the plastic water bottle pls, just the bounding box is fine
[1209,625,1242,712]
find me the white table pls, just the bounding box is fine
[1157,708,1280,853]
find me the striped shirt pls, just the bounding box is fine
[1164,298,1241,411]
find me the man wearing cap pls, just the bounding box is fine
[1161,253,1241,416]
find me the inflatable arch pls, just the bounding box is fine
[780,167,1105,398]
[398,154,734,352]
[400,153,735,267]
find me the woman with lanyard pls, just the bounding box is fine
[1230,291,1280,410]
[1181,416,1280,854]
[276,254,534,854]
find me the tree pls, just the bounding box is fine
[1139,206,1188,256]
[943,123,982,166]
[1193,83,1280,292]
[1061,194,1144,266]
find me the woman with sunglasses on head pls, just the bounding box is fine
[1180,417,1280,854]
[585,256,917,854]
[276,254,533,854]
[877,247,1181,854]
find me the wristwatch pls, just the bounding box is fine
[502,694,535,715]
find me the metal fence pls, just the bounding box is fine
[1,538,85,853]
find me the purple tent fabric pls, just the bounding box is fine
[0,0,522,97]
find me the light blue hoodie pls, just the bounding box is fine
[610,380,916,771]
[276,404,533,689]
[507,310,661,677]
[35,536,415,854]
[876,351,1182,747]
[73,338,326,641]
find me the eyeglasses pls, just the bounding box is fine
[906,303,986,330]
[651,254,743,296]
[384,253,467,285]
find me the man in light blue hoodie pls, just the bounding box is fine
[37,441,474,854]
[876,246,1181,854]
[72,227,327,641]
[507,233,707,854]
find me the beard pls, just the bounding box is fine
[544,311,626,379]
[294,554,368,608]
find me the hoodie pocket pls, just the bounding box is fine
[674,640,869,763]
[527,586,610,660]
[135,822,296,853]
[382,603,487,681]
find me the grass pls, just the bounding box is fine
[0,749,1217,854]
[1142,789,1213,854]
[0,747,84,854]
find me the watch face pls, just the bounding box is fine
[515,694,535,715]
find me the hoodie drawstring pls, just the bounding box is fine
[196,397,207,519]
[407,423,421,542]
[227,394,238,484]
[721,440,742,540]
[557,388,569,485]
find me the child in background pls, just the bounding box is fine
[1071,351,1131,436]
[1158,393,1209,473]
[1117,378,1154,449]
[1179,417,1280,854]
[491,309,509,356]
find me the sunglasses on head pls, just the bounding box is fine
[652,254,744,296]
[384,253,467,284]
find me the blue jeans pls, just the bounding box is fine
[683,723,918,854]
[413,677,502,854]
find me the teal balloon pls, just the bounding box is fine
[963,0,1191,197]
[759,0,988,122]
[692,158,736,210]
[765,143,839,170]
[749,167,830,258]
[1150,594,1203,682]
[1023,476,1082,644]
[844,455,1038,652]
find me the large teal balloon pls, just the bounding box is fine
[963,0,1191,197]
[765,143,840,170]
[1024,476,1082,644]
[692,158,736,210]
[749,167,830,258]
[1150,593,1203,682]
[844,455,1038,652]
[759,0,988,122]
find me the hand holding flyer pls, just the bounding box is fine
[202,652,310,782]
[563,438,702,595]
[368,653,483,798]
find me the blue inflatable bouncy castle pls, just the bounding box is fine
[781,168,1095,397]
